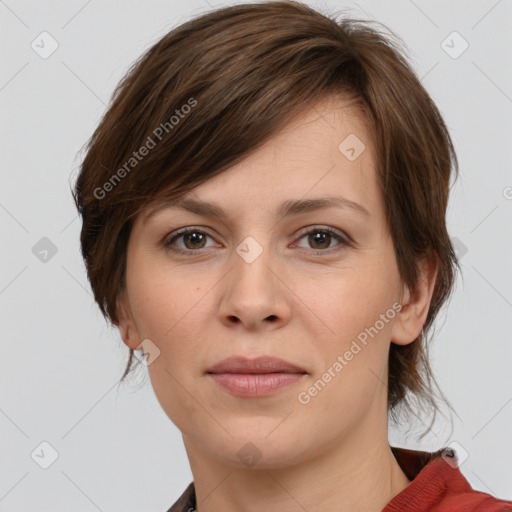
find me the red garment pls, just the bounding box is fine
[167,446,512,511]
[384,446,512,511]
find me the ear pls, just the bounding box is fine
[390,253,438,346]
[115,291,143,350]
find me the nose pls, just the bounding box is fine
[218,239,291,331]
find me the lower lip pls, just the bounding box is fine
[207,372,306,397]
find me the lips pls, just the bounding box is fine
[206,355,307,398]
[206,355,307,375]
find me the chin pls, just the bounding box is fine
[205,430,312,470]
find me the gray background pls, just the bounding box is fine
[1,0,511,510]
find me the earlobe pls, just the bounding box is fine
[115,293,142,350]
[390,254,438,346]
[118,318,142,351]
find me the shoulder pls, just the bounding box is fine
[385,446,512,511]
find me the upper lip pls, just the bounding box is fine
[206,355,307,374]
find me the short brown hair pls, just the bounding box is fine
[72,0,460,432]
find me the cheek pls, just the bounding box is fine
[127,257,206,342]
[294,265,397,402]
[309,263,398,342]
[296,280,395,421]
[138,285,210,431]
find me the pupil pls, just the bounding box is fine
[186,232,205,249]
[310,232,329,249]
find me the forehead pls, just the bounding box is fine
[140,94,379,224]
[227,94,374,182]
[269,93,370,148]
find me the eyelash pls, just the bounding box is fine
[163,226,351,256]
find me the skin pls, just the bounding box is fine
[117,94,438,512]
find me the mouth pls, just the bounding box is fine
[206,355,307,397]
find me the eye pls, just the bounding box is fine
[293,226,349,253]
[163,225,350,256]
[164,227,217,254]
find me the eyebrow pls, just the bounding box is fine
[144,195,370,224]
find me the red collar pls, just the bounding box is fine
[385,446,512,511]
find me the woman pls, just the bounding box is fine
[72,1,512,510]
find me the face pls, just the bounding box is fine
[117,94,430,470]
